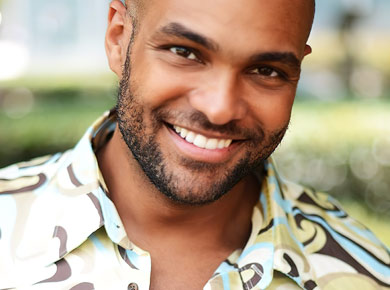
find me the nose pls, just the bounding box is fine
[188,72,247,125]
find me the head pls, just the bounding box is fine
[105,0,315,205]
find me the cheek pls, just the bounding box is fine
[130,53,197,109]
[144,72,191,106]
[248,88,295,130]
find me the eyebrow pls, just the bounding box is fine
[153,22,301,70]
[155,22,220,52]
[250,52,301,70]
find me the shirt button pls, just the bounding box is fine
[128,282,139,290]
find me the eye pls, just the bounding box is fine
[248,66,281,78]
[169,46,198,61]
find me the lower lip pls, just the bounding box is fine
[165,125,239,163]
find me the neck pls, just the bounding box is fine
[97,127,262,252]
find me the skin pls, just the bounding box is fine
[100,0,314,289]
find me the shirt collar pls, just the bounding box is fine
[218,160,310,289]
[46,110,133,264]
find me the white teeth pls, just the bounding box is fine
[180,128,188,138]
[174,125,181,134]
[172,125,233,149]
[217,139,226,149]
[205,139,219,150]
[185,132,196,143]
[193,135,207,148]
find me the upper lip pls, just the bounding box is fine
[166,122,247,141]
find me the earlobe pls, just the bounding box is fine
[303,44,312,56]
[105,0,131,77]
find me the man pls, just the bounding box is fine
[0,0,389,289]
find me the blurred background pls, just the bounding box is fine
[0,0,389,243]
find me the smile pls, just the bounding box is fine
[172,125,233,150]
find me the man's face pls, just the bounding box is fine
[115,0,313,204]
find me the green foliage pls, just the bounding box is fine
[273,101,390,218]
[0,87,116,165]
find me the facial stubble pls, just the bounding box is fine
[116,43,289,206]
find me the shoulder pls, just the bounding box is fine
[0,153,64,193]
[280,179,390,289]
[0,153,69,286]
[0,153,68,237]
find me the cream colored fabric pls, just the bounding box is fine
[0,110,389,289]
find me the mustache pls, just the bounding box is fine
[153,108,265,140]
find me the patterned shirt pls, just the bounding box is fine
[0,110,389,290]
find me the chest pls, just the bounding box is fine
[148,251,226,290]
[1,231,302,290]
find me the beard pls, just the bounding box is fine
[116,43,288,206]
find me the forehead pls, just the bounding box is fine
[139,0,313,56]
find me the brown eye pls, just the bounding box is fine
[249,66,279,78]
[169,46,198,61]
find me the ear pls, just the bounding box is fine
[105,0,132,78]
[303,44,312,57]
